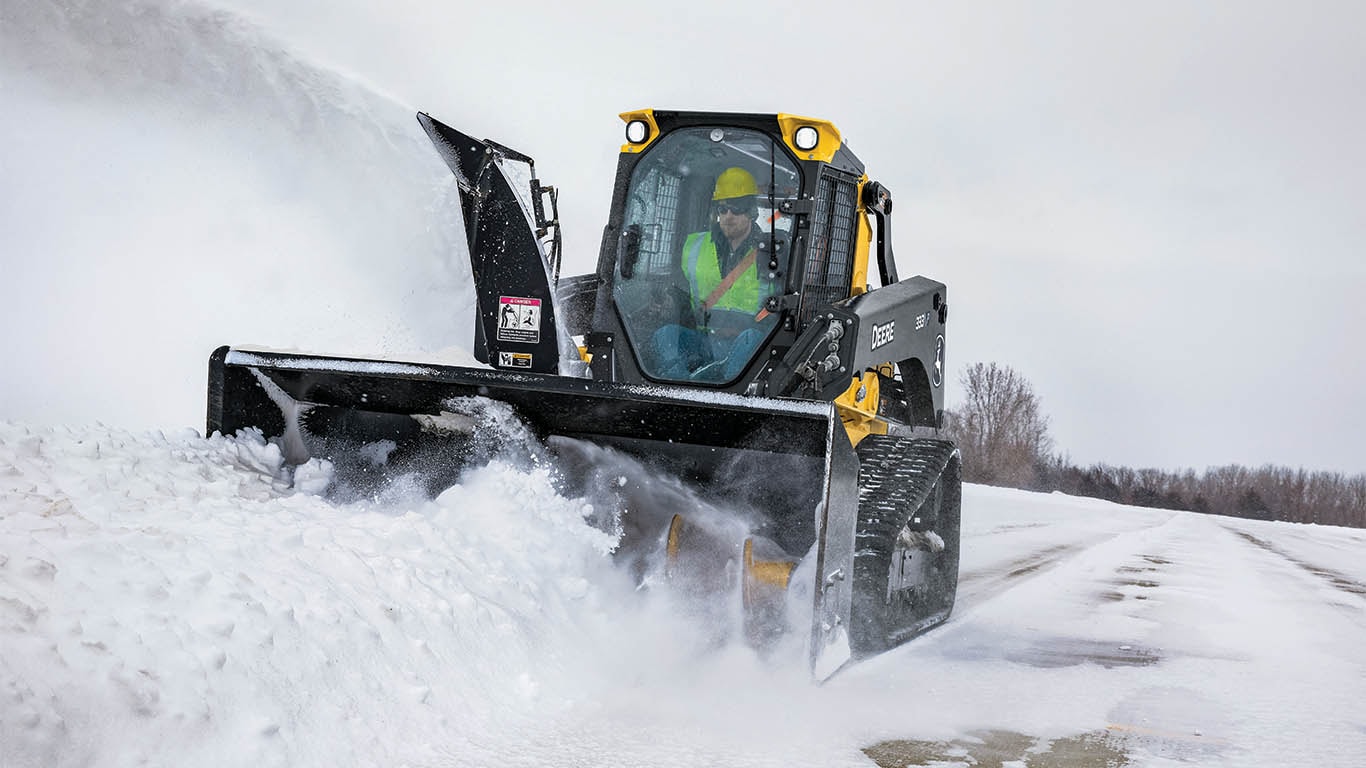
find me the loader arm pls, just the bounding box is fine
[767,277,947,427]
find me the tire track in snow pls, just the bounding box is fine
[956,542,1082,611]
[1220,526,1366,639]
[954,511,1180,614]
[1224,528,1366,600]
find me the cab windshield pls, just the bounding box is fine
[613,127,800,384]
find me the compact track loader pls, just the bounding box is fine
[208,109,961,677]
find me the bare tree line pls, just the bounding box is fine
[943,362,1366,529]
[945,362,1053,488]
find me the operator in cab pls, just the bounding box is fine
[651,167,777,381]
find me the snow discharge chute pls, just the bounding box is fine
[209,109,962,679]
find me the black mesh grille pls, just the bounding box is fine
[801,172,858,325]
[639,171,681,275]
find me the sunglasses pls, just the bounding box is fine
[716,202,755,216]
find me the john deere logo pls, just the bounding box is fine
[933,335,945,387]
[871,321,895,351]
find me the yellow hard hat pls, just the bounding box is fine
[712,167,758,201]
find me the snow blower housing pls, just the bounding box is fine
[208,109,961,678]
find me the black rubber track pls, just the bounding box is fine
[849,436,962,656]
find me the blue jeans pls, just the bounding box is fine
[649,325,764,382]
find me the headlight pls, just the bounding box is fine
[625,119,650,144]
[794,125,819,151]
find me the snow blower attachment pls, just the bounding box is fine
[208,109,960,679]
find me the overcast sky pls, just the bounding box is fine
[3,0,1363,474]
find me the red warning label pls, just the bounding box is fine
[497,296,541,344]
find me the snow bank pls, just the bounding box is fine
[0,423,631,767]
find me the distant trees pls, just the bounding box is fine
[942,361,1366,529]
[945,362,1053,487]
[1035,461,1366,528]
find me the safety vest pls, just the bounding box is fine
[682,232,762,313]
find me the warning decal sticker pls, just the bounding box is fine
[498,351,534,369]
[497,296,542,344]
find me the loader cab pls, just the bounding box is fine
[610,125,801,385]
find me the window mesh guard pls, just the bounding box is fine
[801,172,857,326]
[638,171,681,275]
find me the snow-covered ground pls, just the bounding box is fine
[3,421,1364,767]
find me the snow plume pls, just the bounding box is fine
[308,396,554,507]
[551,438,758,562]
[296,399,776,656]
[0,0,474,431]
[551,434,855,688]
